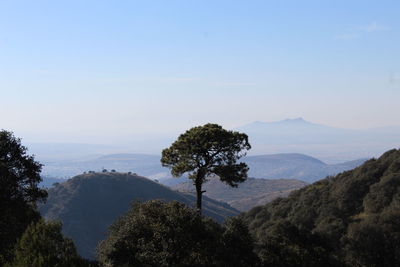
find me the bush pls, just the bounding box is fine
[98,200,257,267]
[6,219,94,267]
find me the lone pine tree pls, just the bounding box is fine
[161,123,251,213]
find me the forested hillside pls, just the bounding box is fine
[242,149,400,266]
[39,172,239,259]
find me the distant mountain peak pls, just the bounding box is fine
[251,117,310,124]
[283,117,306,122]
[273,117,315,125]
[243,118,317,129]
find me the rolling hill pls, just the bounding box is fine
[173,177,307,211]
[243,153,367,183]
[39,172,239,259]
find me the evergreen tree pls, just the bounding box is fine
[161,123,251,213]
[0,130,47,264]
[7,219,93,267]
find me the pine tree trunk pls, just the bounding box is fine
[194,171,205,214]
[195,182,202,214]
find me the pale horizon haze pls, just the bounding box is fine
[1,0,399,144]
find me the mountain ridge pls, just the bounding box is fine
[235,118,400,162]
[40,172,239,259]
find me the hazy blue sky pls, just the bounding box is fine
[0,0,399,143]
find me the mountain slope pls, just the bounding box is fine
[173,177,307,211]
[241,148,400,266]
[236,118,400,163]
[243,153,367,183]
[40,172,239,259]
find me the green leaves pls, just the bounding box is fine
[0,130,48,265]
[97,200,221,266]
[0,130,47,203]
[161,123,250,178]
[7,219,92,267]
[161,124,251,211]
[97,200,257,267]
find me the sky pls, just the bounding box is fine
[0,0,399,144]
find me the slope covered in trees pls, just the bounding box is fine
[174,177,307,211]
[40,172,239,259]
[242,148,400,266]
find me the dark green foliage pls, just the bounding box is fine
[242,148,400,266]
[40,172,239,259]
[344,208,400,267]
[219,217,259,267]
[161,123,251,212]
[0,130,47,264]
[6,219,94,267]
[255,220,336,267]
[97,200,257,267]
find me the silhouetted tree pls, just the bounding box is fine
[161,124,250,213]
[0,130,47,264]
[6,219,93,267]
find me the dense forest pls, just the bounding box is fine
[242,149,400,266]
[1,129,399,266]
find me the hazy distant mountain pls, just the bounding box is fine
[40,153,169,179]
[40,152,366,184]
[159,153,366,185]
[173,177,307,211]
[27,142,122,161]
[243,153,367,183]
[40,172,239,259]
[26,118,399,165]
[236,118,400,163]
